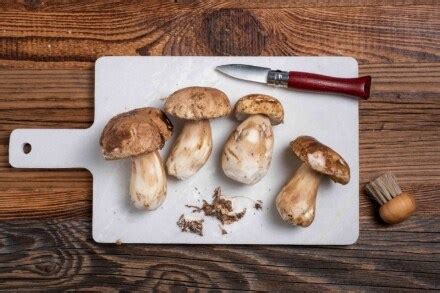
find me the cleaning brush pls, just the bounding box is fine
[365,173,416,224]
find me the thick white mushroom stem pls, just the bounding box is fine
[166,120,213,180]
[276,163,322,227]
[130,151,167,210]
[222,114,274,185]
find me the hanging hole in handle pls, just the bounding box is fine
[23,143,32,154]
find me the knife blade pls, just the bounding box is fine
[216,64,371,100]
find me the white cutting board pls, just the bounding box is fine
[9,56,359,245]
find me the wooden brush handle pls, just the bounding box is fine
[379,192,416,224]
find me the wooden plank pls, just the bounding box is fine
[0,5,439,69]
[0,62,439,220]
[0,219,438,291]
[198,0,440,8]
[359,63,440,184]
[0,70,93,109]
[0,1,438,291]
[0,187,91,219]
[1,0,437,11]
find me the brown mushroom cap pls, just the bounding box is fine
[100,108,173,160]
[290,136,350,184]
[132,107,174,140]
[164,86,231,120]
[234,94,284,125]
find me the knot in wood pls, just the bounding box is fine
[24,0,43,10]
[34,262,60,275]
[203,9,267,56]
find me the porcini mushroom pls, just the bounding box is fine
[222,94,284,185]
[276,136,350,227]
[164,87,231,179]
[100,107,173,210]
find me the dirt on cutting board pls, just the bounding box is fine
[186,187,247,225]
[177,215,204,237]
[254,200,263,210]
[178,187,264,236]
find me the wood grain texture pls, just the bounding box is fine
[0,0,439,291]
[0,218,439,291]
[0,3,439,68]
[2,0,439,11]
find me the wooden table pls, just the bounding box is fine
[1,1,439,291]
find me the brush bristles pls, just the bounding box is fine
[365,173,402,205]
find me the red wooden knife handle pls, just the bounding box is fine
[288,71,371,100]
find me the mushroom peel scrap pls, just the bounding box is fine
[164,87,231,180]
[222,94,284,185]
[276,136,350,227]
[100,107,173,210]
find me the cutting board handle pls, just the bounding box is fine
[288,72,371,100]
[9,128,96,170]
